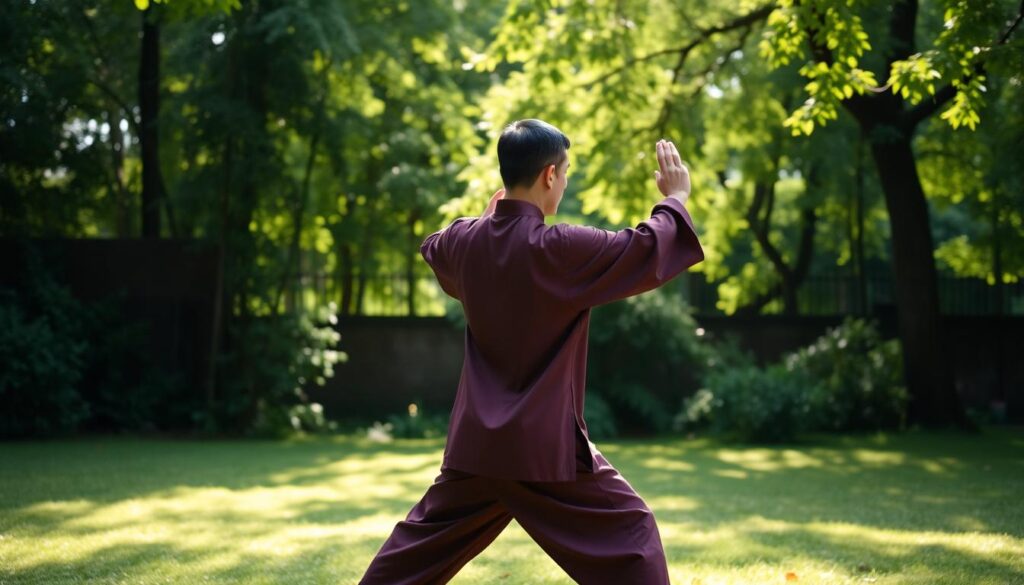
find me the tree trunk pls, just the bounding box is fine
[991,194,1006,402]
[355,270,367,315]
[274,131,319,315]
[741,170,817,316]
[854,133,867,314]
[406,210,419,316]
[138,7,163,238]
[868,133,969,428]
[339,244,354,316]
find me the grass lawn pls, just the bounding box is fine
[1,427,1021,585]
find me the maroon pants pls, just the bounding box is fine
[359,442,670,584]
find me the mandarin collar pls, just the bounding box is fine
[494,198,545,219]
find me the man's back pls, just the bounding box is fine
[421,195,703,481]
[361,132,696,585]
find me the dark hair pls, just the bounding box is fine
[497,119,570,189]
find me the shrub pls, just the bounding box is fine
[76,292,190,432]
[587,291,709,433]
[676,317,908,443]
[215,302,346,436]
[784,317,907,432]
[385,403,448,439]
[249,400,337,438]
[0,244,92,437]
[0,290,90,437]
[690,362,819,443]
[582,391,618,439]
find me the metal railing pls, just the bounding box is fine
[287,270,1024,317]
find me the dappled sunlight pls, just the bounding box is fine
[1,440,443,581]
[641,456,696,472]
[714,448,832,471]
[645,494,700,512]
[712,469,749,480]
[451,522,570,584]
[803,521,1024,563]
[1,430,1021,584]
[849,449,907,466]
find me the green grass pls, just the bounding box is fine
[1,427,1022,584]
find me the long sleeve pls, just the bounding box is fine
[420,217,474,300]
[556,196,704,308]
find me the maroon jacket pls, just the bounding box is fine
[420,196,704,481]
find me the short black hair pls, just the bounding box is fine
[497,119,570,190]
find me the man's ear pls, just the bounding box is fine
[544,164,555,188]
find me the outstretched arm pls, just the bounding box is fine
[557,140,703,308]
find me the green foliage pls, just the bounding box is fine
[77,295,190,431]
[385,403,448,439]
[785,317,908,432]
[920,73,1024,287]
[678,318,908,442]
[0,246,91,437]
[760,0,1020,135]
[691,362,817,443]
[250,401,336,438]
[0,289,89,437]
[0,243,213,435]
[587,291,709,433]
[581,391,618,439]
[213,302,346,435]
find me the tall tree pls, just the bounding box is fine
[760,0,1023,427]
[467,0,1021,428]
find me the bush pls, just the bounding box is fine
[217,302,347,436]
[249,400,337,438]
[76,292,190,432]
[676,317,908,443]
[582,391,618,439]
[0,243,93,437]
[0,289,90,437]
[785,317,908,432]
[587,291,709,433]
[687,363,818,443]
[385,403,448,439]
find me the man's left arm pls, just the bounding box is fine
[420,189,505,300]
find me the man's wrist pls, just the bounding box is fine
[667,192,690,205]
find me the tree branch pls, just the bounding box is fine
[578,4,775,89]
[904,0,1024,128]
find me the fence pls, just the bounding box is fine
[291,270,1024,317]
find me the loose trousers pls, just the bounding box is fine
[359,440,670,584]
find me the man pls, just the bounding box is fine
[360,119,704,584]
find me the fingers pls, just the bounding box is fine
[656,139,668,172]
[669,141,683,168]
[655,139,685,170]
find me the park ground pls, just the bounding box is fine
[1,427,1021,585]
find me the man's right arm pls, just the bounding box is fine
[557,197,703,308]
[555,139,704,308]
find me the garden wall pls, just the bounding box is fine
[310,313,1023,424]
[0,237,220,429]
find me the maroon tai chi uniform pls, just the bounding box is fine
[360,196,704,584]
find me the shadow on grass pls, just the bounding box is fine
[0,427,1021,583]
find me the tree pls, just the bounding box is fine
[759,0,1023,427]
[467,0,1022,428]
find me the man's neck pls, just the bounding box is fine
[502,189,546,215]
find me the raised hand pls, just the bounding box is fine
[654,139,691,204]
